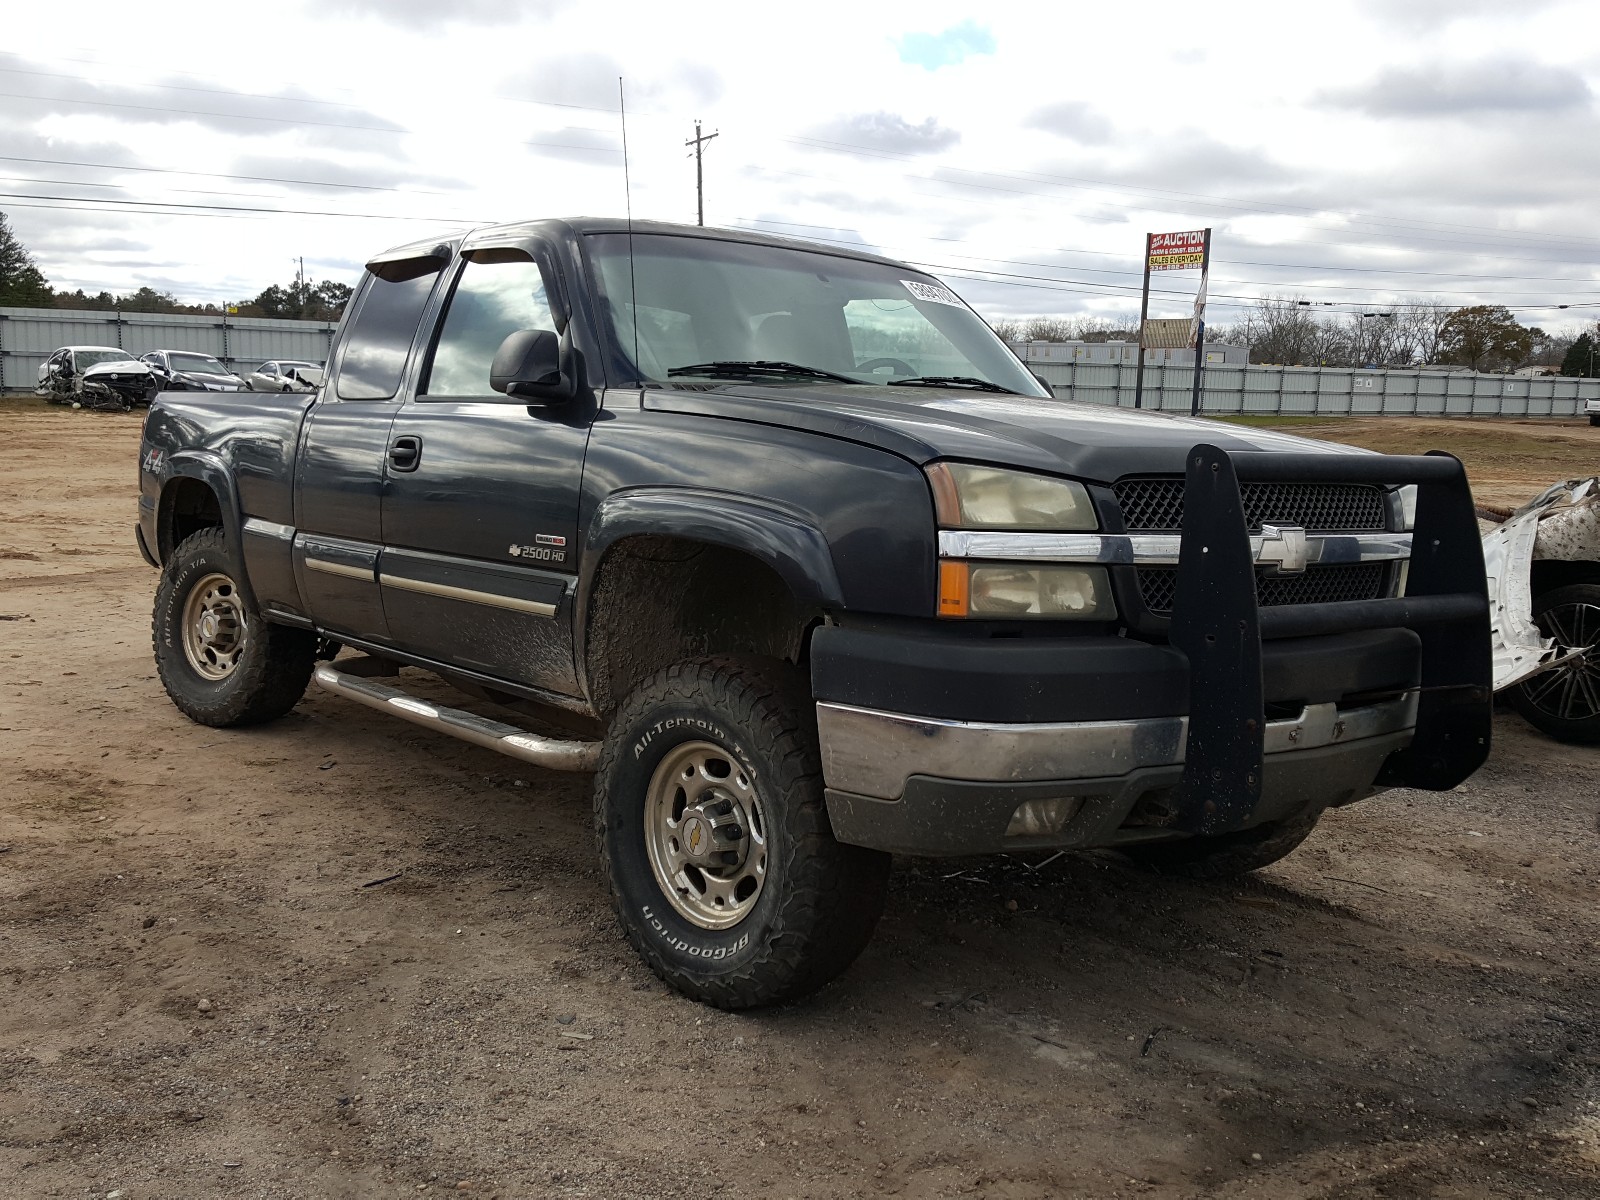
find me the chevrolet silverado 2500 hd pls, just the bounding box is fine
[138,219,1493,1008]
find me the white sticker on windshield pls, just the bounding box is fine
[902,279,964,308]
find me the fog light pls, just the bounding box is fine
[1004,796,1083,838]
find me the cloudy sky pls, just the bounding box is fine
[4,0,1599,332]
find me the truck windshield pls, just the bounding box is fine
[588,233,1047,397]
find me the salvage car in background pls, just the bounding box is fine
[243,360,323,392]
[1483,477,1600,743]
[140,350,246,392]
[36,346,157,410]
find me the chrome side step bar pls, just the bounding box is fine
[312,664,601,773]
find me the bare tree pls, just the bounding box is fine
[1020,316,1078,342]
[1394,300,1453,365]
[1231,295,1331,365]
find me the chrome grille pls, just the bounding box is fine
[1114,478,1388,532]
[1136,562,1390,614]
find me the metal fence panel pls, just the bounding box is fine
[1027,357,1599,418]
[1,305,338,391]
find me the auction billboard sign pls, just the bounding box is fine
[1147,230,1206,271]
[1135,227,1213,413]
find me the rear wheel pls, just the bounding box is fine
[594,657,890,1009]
[1119,806,1324,879]
[153,528,317,727]
[1510,582,1600,743]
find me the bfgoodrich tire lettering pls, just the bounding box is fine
[153,528,316,727]
[594,657,890,1009]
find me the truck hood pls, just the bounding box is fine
[643,383,1371,482]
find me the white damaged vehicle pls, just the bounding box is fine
[1483,477,1600,742]
[36,345,158,410]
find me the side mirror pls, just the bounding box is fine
[490,328,576,405]
[1032,371,1054,395]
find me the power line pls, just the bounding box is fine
[745,215,1600,283]
[0,154,451,195]
[0,191,483,224]
[735,218,1600,306]
[752,161,1600,267]
[777,133,1600,253]
[0,90,622,157]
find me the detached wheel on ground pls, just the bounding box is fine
[153,528,317,727]
[594,657,891,1009]
[1118,805,1324,879]
[1510,582,1600,744]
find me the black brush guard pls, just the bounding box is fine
[1169,444,1491,835]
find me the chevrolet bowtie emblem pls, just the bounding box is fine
[1258,524,1309,574]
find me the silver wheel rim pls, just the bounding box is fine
[1521,600,1600,721]
[643,740,768,930]
[181,571,248,681]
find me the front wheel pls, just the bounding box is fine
[1510,582,1600,743]
[1118,806,1324,879]
[153,528,317,727]
[594,658,890,1009]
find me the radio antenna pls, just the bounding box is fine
[619,77,640,386]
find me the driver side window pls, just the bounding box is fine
[422,255,554,397]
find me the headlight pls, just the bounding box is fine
[1396,484,1417,531]
[938,562,1114,619]
[926,463,1096,530]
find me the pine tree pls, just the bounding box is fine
[1560,332,1596,378]
[0,211,53,307]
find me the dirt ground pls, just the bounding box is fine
[2,401,1597,1200]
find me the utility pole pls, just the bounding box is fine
[1188,228,1212,417]
[1133,233,1153,409]
[685,121,719,226]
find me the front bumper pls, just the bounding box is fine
[816,442,1490,856]
[819,695,1415,855]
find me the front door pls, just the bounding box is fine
[378,246,595,698]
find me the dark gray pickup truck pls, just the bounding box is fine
[138,218,1492,1008]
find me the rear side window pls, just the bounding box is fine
[335,264,442,400]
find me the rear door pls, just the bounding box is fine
[291,254,447,641]
[378,241,595,697]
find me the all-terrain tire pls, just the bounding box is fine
[153,528,317,727]
[594,657,891,1009]
[1118,806,1324,879]
[1509,582,1600,744]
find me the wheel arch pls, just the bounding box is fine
[577,490,841,715]
[156,453,258,610]
[1530,558,1600,596]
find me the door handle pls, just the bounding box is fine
[388,435,422,472]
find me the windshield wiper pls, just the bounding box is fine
[887,375,1017,394]
[666,360,864,385]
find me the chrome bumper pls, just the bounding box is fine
[817,694,1418,802]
